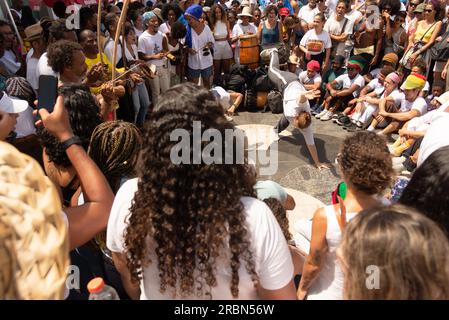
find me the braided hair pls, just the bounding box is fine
[88,121,142,194]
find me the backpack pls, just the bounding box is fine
[264,90,283,114]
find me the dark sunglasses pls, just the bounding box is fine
[424,9,433,13]
[202,47,210,56]
[409,3,418,7]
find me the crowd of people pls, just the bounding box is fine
[1,0,449,300]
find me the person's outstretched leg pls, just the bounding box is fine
[266,49,298,93]
[274,114,290,134]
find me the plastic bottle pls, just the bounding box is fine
[87,277,120,300]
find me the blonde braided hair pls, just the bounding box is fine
[0,141,69,299]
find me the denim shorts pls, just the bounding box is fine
[187,66,213,79]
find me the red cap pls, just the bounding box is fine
[279,7,290,16]
[87,277,105,293]
[307,60,321,72]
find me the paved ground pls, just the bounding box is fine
[234,109,350,205]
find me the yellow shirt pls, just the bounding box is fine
[414,22,437,44]
[85,53,125,95]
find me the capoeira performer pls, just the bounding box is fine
[264,48,329,169]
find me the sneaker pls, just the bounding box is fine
[260,48,278,60]
[225,115,234,122]
[336,115,351,126]
[315,109,328,119]
[311,105,323,115]
[332,113,341,121]
[392,141,412,157]
[320,111,334,121]
[344,122,358,131]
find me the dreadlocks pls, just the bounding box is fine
[87,121,142,194]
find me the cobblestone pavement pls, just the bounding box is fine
[233,110,350,205]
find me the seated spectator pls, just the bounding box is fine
[363,53,399,84]
[338,66,397,130]
[316,55,366,121]
[389,91,449,158]
[425,80,445,108]
[254,180,296,210]
[106,83,296,300]
[370,73,427,135]
[297,131,393,300]
[338,204,449,299]
[298,60,322,91]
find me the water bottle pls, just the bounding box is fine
[87,277,120,300]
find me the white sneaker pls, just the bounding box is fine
[392,156,406,166]
[320,111,334,121]
[225,115,233,122]
[315,109,328,119]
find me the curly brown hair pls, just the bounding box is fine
[263,198,292,242]
[124,83,259,298]
[338,131,393,195]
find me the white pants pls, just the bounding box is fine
[148,65,170,107]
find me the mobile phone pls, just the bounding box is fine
[38,75,58,113]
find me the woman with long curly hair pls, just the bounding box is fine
[106,83,296,300]
[297,131,393,300]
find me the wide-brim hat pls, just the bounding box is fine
[152,8,164,22]
[24,23,43,42]
[238,7,254,19]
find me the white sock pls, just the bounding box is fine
[367,126,375,132]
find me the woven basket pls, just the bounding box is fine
[0,141,69,300]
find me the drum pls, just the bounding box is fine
[239,34,259,69]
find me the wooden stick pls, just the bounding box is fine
[97,0,104,65]
[111,0,130,119]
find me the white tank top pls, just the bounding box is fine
[307,205,357,300]
[214,21,228,38]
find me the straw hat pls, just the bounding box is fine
[0,142,69,299]
[238,6,254,19]
[24,23,43,42]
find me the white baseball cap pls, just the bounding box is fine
[0,91,28,114]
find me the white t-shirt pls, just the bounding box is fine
[232,23,257,64]
[188,24,215,70]
[36,52,58,83]
[298,70,322,86]
[367,78,385,97]
[158,22,170,35]
[399,96,427,115]
[417,113,449,167]
[300,29,332,55]
[283,81,314,145]
[326,0,339,14]
[334,73,365,97]
[211,86,231,111]
[106,178,294,300]
[15,106,36,138]
[138,30,167,67]
[387,89,405,107]
[324,15,353,56]
[26,56,39,92]
[298,5,320,25]
[0,49,21,74]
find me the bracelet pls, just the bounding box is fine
[61,135,82,151]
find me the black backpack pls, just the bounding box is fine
[264,90,283,114]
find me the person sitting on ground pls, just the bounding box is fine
[337,204,449,299]
[363,52,399,84]
[298,60,322,91]
[254,180,296,211]
[389,91,449,169]
[337,66,397,130]
[265,48,328,169]
[262,197,305,277]
[297,131,393,300]
[410,58,431,98]
[369,73,428,136]
[106,83,296,300]
[425,80,445,108]
[316,55,366,121]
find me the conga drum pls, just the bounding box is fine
[240,34,259,69]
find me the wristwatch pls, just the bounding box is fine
[61,136,82,150]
